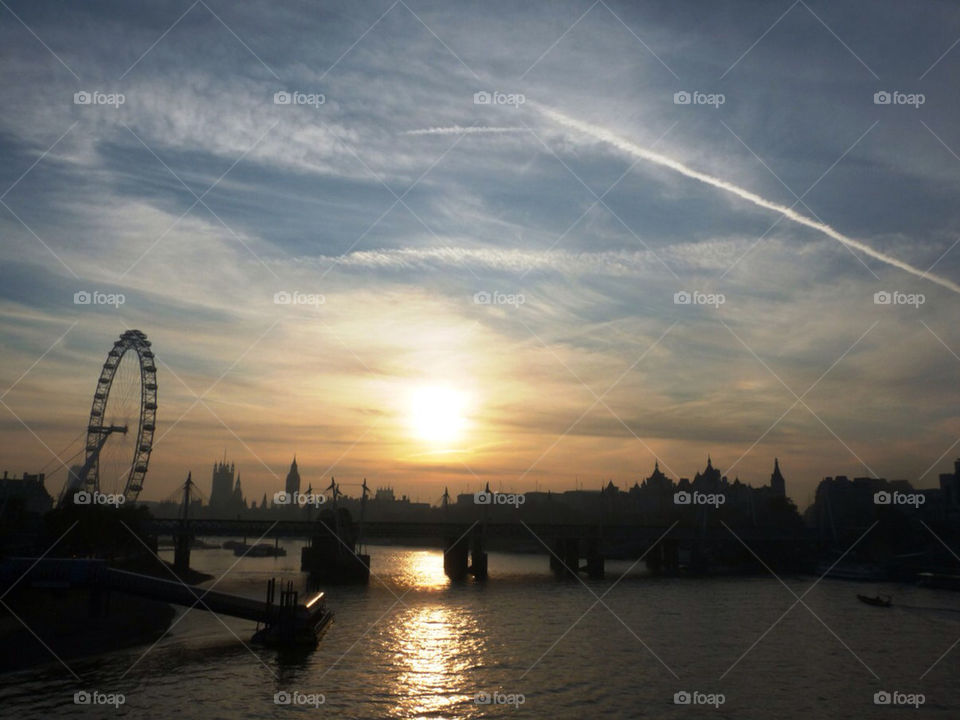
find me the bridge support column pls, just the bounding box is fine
[584,538,604,579]
[443,532,470,580]
[174,532,191,572]
[469,527,488,580]
[550,537,579,577]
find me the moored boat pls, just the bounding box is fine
[857,593,892,607]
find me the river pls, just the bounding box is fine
[1,541,957,718]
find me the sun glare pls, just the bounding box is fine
[408,384,468,447]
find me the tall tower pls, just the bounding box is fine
[209,460,235,512]
[232,474,246,513]
[285,457,301,496]
[770,458,786,497]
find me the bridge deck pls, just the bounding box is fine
[0,559,326,627]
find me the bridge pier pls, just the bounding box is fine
[584,538,604,579]
[645,538,680,576]
[443,526,487,580]
[470,527,488,580]
[173,531,191,572]
[550,537,605,578]
[550,537,581,577]
[443,532,470,580]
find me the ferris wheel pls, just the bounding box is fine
[76,329,158,503]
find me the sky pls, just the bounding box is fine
[2,0,960,509]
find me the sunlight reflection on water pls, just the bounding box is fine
[387,551,484,717]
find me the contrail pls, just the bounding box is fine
[403,126,530,136]
[536,104,960,295]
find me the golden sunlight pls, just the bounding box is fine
[407,384,469,447]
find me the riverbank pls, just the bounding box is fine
[0,557,213,673]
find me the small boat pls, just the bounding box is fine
[857,593,892,607]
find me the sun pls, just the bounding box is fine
[407,384,468,447]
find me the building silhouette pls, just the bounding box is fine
[209,459,246,516]
[0,470,53,516]
[939,458,960,522]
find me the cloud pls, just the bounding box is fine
[535,103,960,296]
[403,126,531,136]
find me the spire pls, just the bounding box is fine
[707,454,712,468]
[769,457,786,496]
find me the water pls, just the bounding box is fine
[2,541,958,718]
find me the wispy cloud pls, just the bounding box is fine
[536,103,960,296]
[403,126,531,136]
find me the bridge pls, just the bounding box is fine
[146,517,803,582]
